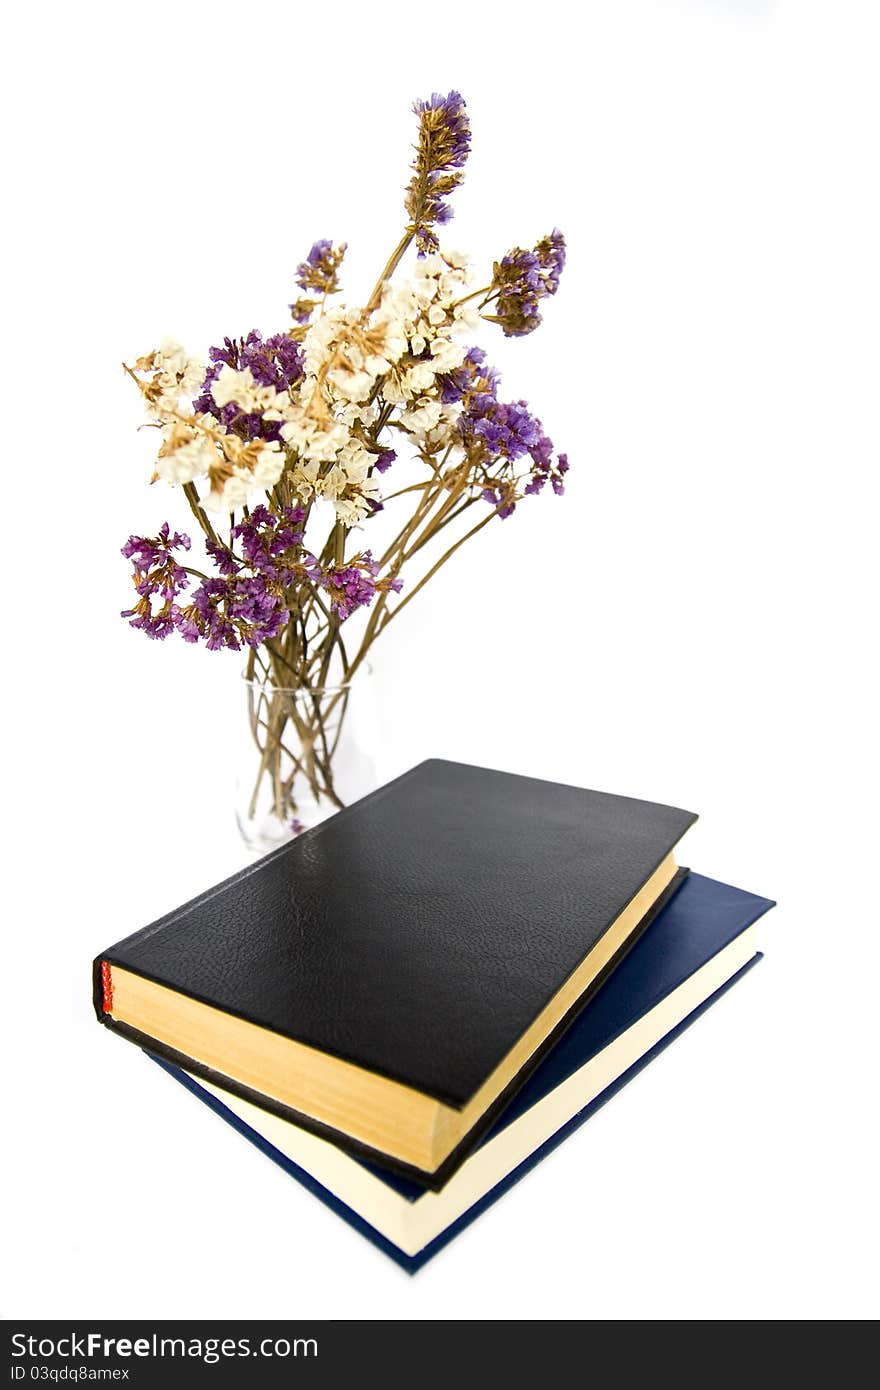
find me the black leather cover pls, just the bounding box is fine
[94,760,696,1174]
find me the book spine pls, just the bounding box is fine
[92,957,114,1022]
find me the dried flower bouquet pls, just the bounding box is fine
[121,91,568,839]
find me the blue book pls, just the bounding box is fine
[152,872,773,1272]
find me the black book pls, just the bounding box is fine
[94,759,696,1187]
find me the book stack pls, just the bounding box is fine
[94,759,773,1270]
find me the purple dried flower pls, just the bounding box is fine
[406,91,471,254]
[179,573,286,651]
[450,360,569,513]
[458,392,544,463]
[324,565,377,619]
[121,521,191,569]
[121,524,193,639]
[437,347,499,405]
[551,452,569,496]
[244,332,305,391]
[373,449,397,474]
[480,486,517,520]
[231,505,305,582]
[121,516,296,651]
[120,604,178,640]
[294,240,347,298]
[412,91,470,170]
[317,552,403,620]
[536,229,566,292]
[487,229,567,337]
[524,438,568,499]
[205,539,240,576]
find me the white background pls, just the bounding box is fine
[3,0,878,1320]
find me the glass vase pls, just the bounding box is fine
[235,670,377,854]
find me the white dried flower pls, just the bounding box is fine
[280,409,348,463]
[429,336,467,372]
[201,438,284,513]
[331,475,382,526]
[153,418,217,484]
[404,360,438,395]
[151,338,205,403]
[326,365,375,403]
[155,436,213,485]
[211,365,280,415]
[289,457,321,501]
[400,398,443,432]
